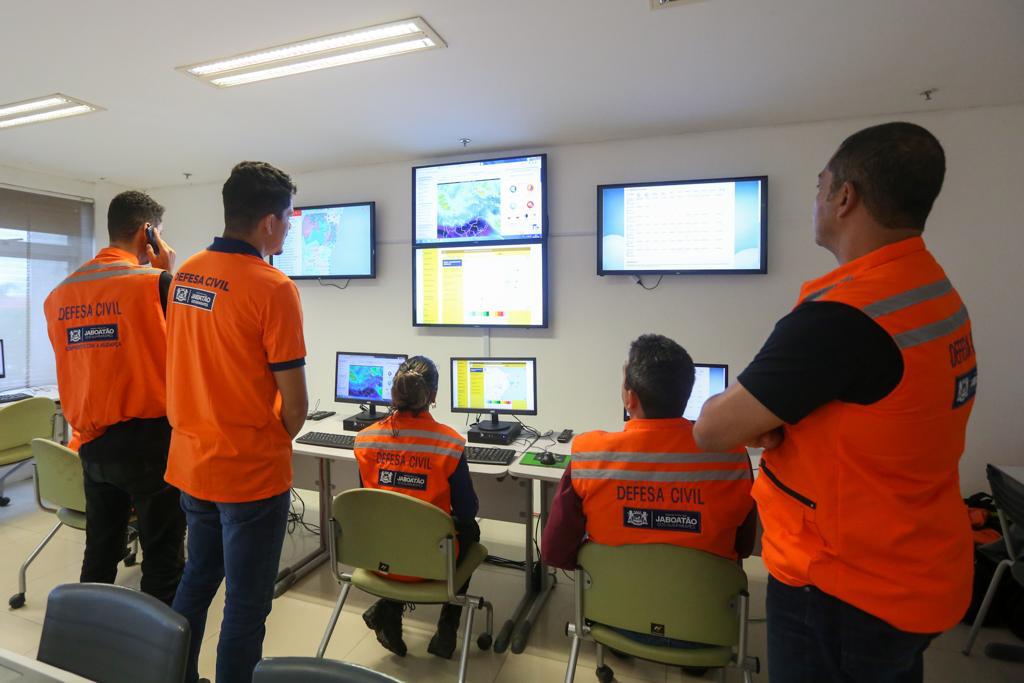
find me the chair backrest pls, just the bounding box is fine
[578,542,747,647]
[988,464,1024,532]
[38,583,190,683]
[0,397,55,452]
[254,657,404,682]
[31,439,86,513]
[333,488,456,581]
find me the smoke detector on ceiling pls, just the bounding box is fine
[650,0,707,9]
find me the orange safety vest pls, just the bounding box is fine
[354,412,466,581]
[753,236,976,634]
[354,412,465,515]
[570,418,753,561]
[43,248,167,446]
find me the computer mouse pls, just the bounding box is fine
[538,452,556,466]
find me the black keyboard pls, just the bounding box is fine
[0,393,32,404]
[295,432,355,450]
[465,446,516,466]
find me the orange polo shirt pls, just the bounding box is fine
[164,237,306,503]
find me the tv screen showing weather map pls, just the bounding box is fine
[271,202,375,279]
[598,176,767,275]
[334,352,407,406]
[413,155,546,244]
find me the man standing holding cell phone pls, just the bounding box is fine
[43,191,186,606]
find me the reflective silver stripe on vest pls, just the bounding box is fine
[892,305,969,349]
[355,441,462,459]
[570,469,750,483]
[570,451,749,465]
[358,429,464,447]
[802,277,852,303]
[72,260,136,275]
[862,278,953,319]
[58,266,162,288]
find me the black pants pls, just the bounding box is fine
[766,575,937,683]
[78,417,185,606]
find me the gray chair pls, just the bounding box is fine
[38,583,190,683]
[255,657,404,682]
[963,464,1024,661]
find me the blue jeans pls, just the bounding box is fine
[766,575,937,683]
[172,491,290,683]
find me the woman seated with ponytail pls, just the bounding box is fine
[353,355,481,660]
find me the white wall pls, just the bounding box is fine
[148,103,1024,495]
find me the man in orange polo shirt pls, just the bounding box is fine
[43,190,184,606]
[165,162,308,683]
[695,123,976,683]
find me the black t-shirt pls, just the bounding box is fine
[159,271,171,314]
[737,301,904,425]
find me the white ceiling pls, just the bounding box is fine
[1,0,1022,189]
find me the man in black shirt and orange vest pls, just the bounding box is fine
[43,191,185,606]
[695,122,977,683]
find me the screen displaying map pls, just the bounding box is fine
[347,365,384,400]
[335,353,407,405]
[414,155,545,244]
[272,203,374,278]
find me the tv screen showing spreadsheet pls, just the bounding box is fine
[624,363,728,422]
[598,176,767,275]
[271,202,375,279]
[413,242,547,327]
[413,155,546,245]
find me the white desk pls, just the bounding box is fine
[0,649,92,683]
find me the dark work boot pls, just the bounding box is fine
[428,602,464,659]
[363,599,407,657]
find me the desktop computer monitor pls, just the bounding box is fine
[624,363,728,422]
[335,352,408,427]
[451,357,537,437]
[271,202,375,279]
[598,176,767,275]
[0,339,5,379]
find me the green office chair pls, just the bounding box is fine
[0,396,56,506]
[316,489,494,683]
[564,543,760,683]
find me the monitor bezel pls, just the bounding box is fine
[411,153,548,247]
[597,175,768,276]
[334,351,408,407]
[411,241,549,329]
[449,356,539,416]
[270,201,377,281]
[0,339,5,379]
[623,362,729,421]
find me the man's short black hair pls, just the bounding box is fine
[625,334,695,419]
[827,122,945,231]
[222,161,297,234]
[107,191,164,243]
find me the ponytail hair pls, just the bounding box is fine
[390,356,439,415]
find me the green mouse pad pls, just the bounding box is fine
[520,451,570,468]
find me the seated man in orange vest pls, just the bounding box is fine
[353,356,480,660]
[542,333,756,649]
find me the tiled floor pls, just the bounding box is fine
[0,478,1021,682]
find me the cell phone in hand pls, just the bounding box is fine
[145,226,160,256]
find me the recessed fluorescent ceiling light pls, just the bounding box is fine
[179,17,445,88]
[0,94,102,129]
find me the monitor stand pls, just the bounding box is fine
[342,404,387,432]
[467,412,522,445]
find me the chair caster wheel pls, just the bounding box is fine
[0,497,10,507]
[477,633,492,651]
[596,665,614,683]
[9,593,25,609]
[123,552,137,567]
